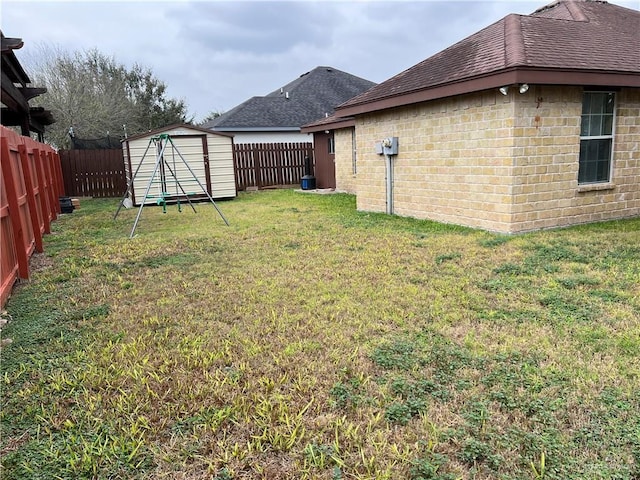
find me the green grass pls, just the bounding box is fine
[1,190,639,479]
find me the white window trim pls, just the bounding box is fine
[578,91,617,185]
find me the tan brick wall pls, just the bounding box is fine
[338,86,640,233]
[511,86,640,232]
[352,91,517,232]
[334,128,357,193]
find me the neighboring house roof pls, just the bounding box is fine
[336,0,640,117]
[202,66,376,132]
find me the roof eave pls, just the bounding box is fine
[336,68,640,117]
[212,126,301,132]
[301,117,355,133]
[123,123,235,142]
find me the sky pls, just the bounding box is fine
[2,0,638,124]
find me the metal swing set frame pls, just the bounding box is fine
[114,133,229,238]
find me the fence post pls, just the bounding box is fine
[32,148,51,234]
[47,151,62,212]
[49,149,64,197]
[40,149,58,219]
[252,144,262,189]
[276,143,284,186]
[18,144,44,253]
[54,151,65,196]
[0,137,30,279]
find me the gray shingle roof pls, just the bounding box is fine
[337,0,640,116]
[202,66,375,130]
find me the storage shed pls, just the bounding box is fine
[122,124,236,206]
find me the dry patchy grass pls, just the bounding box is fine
[1,190,639,480]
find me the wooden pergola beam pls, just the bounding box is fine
[0,35,24,53]
[1,30,53,137]
[1,69,29,112]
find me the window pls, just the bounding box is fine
[578,91,615,184]
[328,135,335,154]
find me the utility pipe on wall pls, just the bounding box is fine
[377,137,398,216]
[385,153,394,215]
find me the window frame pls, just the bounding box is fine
[578,90,616,185]
[328,135,335,155]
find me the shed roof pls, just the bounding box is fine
[336,0,640,117]
[202,66,375,131]
[122,123,234,142]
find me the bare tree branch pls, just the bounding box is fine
[25,44,190,148]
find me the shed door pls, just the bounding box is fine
[313,131,336,189]
[162,135,210,198]
[131,134,210,205]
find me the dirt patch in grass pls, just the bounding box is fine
[29,252,55,273]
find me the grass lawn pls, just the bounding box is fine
[1,190,639,480]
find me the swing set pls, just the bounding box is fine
[114,134,229,238]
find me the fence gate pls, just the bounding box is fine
[59,149,126,197]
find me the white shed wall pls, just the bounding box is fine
[206,134,236,198]
[124,126,236,205]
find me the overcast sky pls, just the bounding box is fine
[2,0,638,123]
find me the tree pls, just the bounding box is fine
[123,64,191,132]
[198,110,225,126]
[25,46,190,148]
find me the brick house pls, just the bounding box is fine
[303,0,640,233]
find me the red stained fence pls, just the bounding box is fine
[234,142,313,190]
[0,126,64,307]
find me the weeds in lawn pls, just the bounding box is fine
[1,191,639,479]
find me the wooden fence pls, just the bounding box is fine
[0,126,64,307]
[56,142,312,198]
[234,142,313,190]
[59,148,126,198]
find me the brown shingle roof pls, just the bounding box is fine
[337,0,640,116]
[524,1,638,71]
